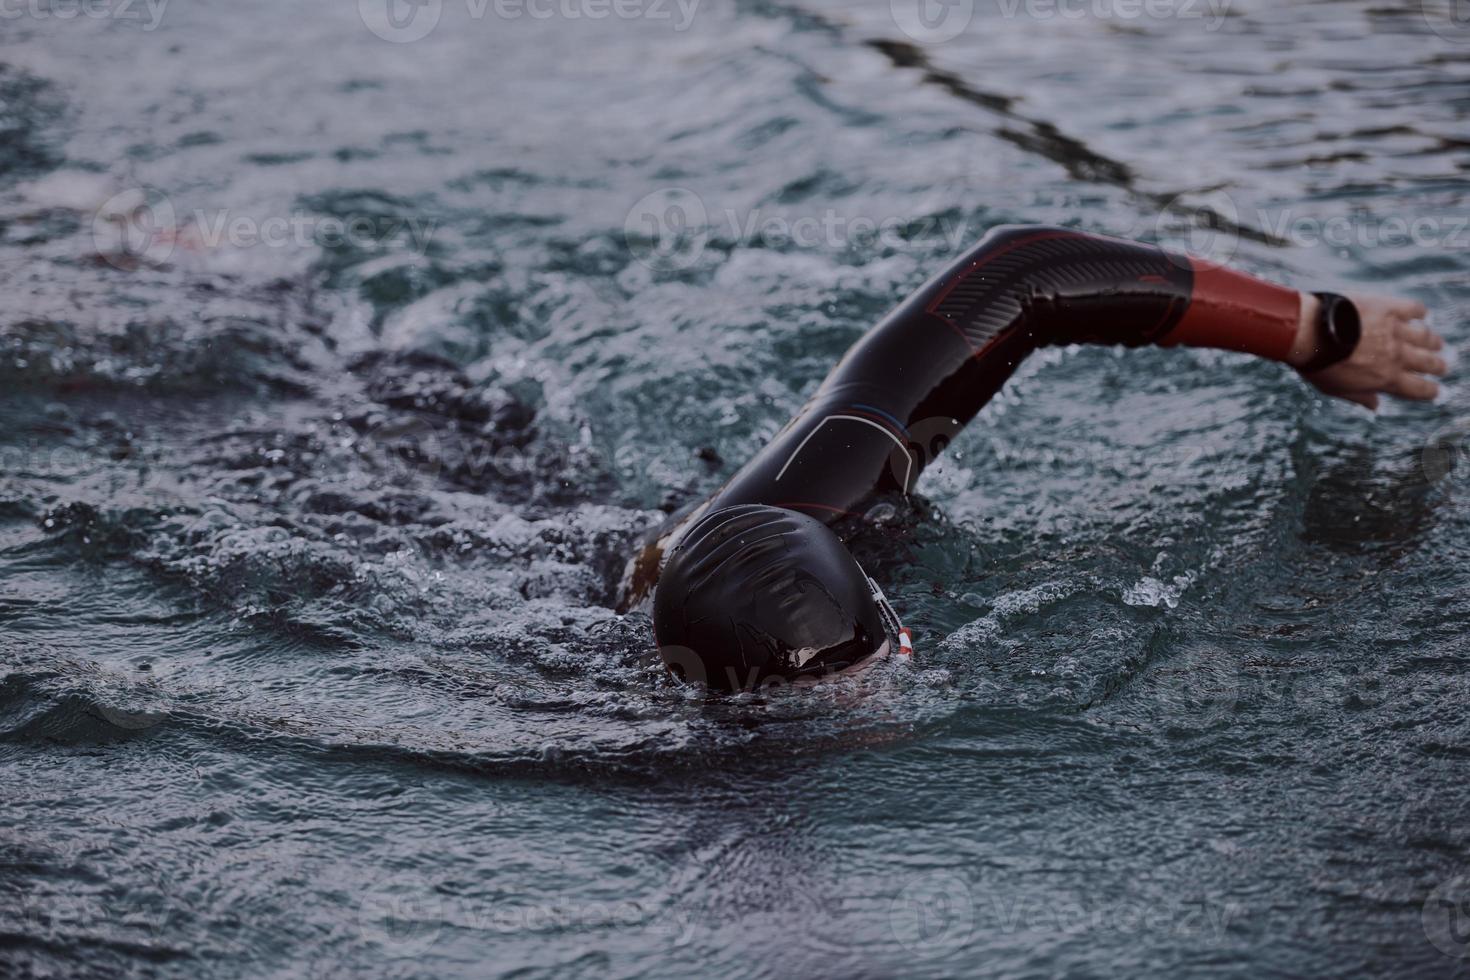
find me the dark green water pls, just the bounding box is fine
[3,1,1470,976]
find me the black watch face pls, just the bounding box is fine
[1315,294,1361,369]
[1334,297,1362,351]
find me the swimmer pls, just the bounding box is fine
[619,225,1449,693]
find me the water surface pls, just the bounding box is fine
[3,1,1470,976]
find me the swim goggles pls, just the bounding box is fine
[865,574,914,659]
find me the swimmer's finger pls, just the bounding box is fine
[1403,346,1449,376]
[1395,298,1430,321]
[1398,320,1445,352]
[1344,391,1380,412]
[1359,294,1428,323]
[1389,373,1440,401]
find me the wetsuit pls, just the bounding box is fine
[621,224,1302,605]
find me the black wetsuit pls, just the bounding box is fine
[621,224,1300,604]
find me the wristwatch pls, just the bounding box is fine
[1298,292,1362,374]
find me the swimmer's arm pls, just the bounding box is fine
[666,226,1451,541]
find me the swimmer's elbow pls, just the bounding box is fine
[971,223,1077,255]
[940,223,1187,349]
[979,222,1074,240]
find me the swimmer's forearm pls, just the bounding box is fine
[1151,254,1302,362]
[915,225,1309,363]
[928,228,1445,406]
[1156,257,1447,407]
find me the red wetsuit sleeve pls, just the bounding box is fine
[1158,257,1301,362]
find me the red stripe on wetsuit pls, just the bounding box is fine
[1161,256,1301,362]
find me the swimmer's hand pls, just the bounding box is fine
[1288,293,1448,411]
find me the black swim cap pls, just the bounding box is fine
[653,504,889,693]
